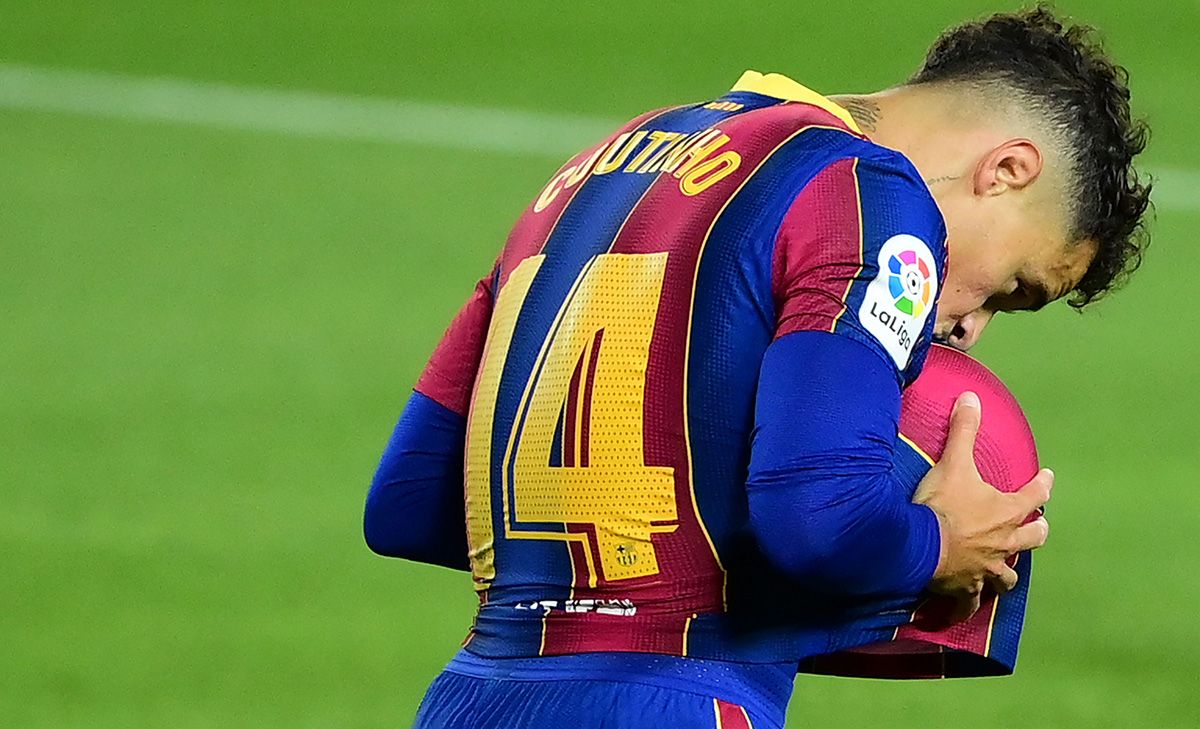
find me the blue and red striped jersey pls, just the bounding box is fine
[414,72,949,662]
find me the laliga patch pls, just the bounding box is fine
[858,234,939,368]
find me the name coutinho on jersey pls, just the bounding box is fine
[534,127,741,212]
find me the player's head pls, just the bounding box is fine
[890,6,1151,349]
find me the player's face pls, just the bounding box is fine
[933,222,1097,351]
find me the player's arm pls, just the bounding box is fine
[749,330,939,596]
[745,156,944,597]
[362,271,494,570]
[747,156,1050,606]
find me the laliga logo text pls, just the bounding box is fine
[868,299,915,352]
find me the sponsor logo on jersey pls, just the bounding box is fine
[515,599,638,617]
[860,234,938,368]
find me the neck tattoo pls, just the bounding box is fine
[924,175,963,186]
[836,96,881,133]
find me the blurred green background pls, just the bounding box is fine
[2,1,1197,727]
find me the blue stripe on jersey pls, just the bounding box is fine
[892,438,935,500]
[988,546,1032,670]
[722,90,790,109]
[548,406,564,468]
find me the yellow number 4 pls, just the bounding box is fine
[465,252,678,590]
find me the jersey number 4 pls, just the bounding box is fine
[465,253,678,590]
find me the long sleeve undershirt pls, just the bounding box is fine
[746,330,941,597]
[364,390,469,571]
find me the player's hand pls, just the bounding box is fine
[912,391,1052,624]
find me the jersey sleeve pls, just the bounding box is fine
[772,154,947,384]
[414,268,497,416]
[364,391,470,570]
[746,331,943,598]
[363,271,496,569]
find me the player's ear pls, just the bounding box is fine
[973,139,1043,197]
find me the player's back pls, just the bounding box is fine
[454,73,943,660]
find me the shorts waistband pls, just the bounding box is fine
[446,649,794,723]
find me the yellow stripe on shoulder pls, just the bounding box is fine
[730,70,861,134]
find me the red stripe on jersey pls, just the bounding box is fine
[771,157,864,339]
[414,274,495,416]
[563,347,585,468]
[716,699,754,729]
[580,329,603,467]
[892,601,994,658]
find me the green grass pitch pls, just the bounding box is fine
[2,1,1197,727]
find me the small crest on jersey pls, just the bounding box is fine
[859,234,939,368]
[615,543,639,567]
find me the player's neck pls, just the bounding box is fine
[831,85,992,191]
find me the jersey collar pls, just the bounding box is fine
[731,70,862,134]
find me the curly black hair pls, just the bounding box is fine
[910,4,1152,308]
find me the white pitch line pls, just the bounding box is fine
[1144,168,1200,213]
[0,62,613,158]
[0,61,1196,212]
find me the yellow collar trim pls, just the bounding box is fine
[731,70,861,134]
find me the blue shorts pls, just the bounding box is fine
[414,650,793,729]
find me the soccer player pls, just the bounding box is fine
[364,8,1150,728]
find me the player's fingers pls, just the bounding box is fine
[947,590,983,624]
[986,564,1020,594]
[942,391,982,469]
[1013,468,1054,516]
[1009,516,1050,553]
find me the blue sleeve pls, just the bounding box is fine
[745,330,941,597]
[363,390,470,570]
